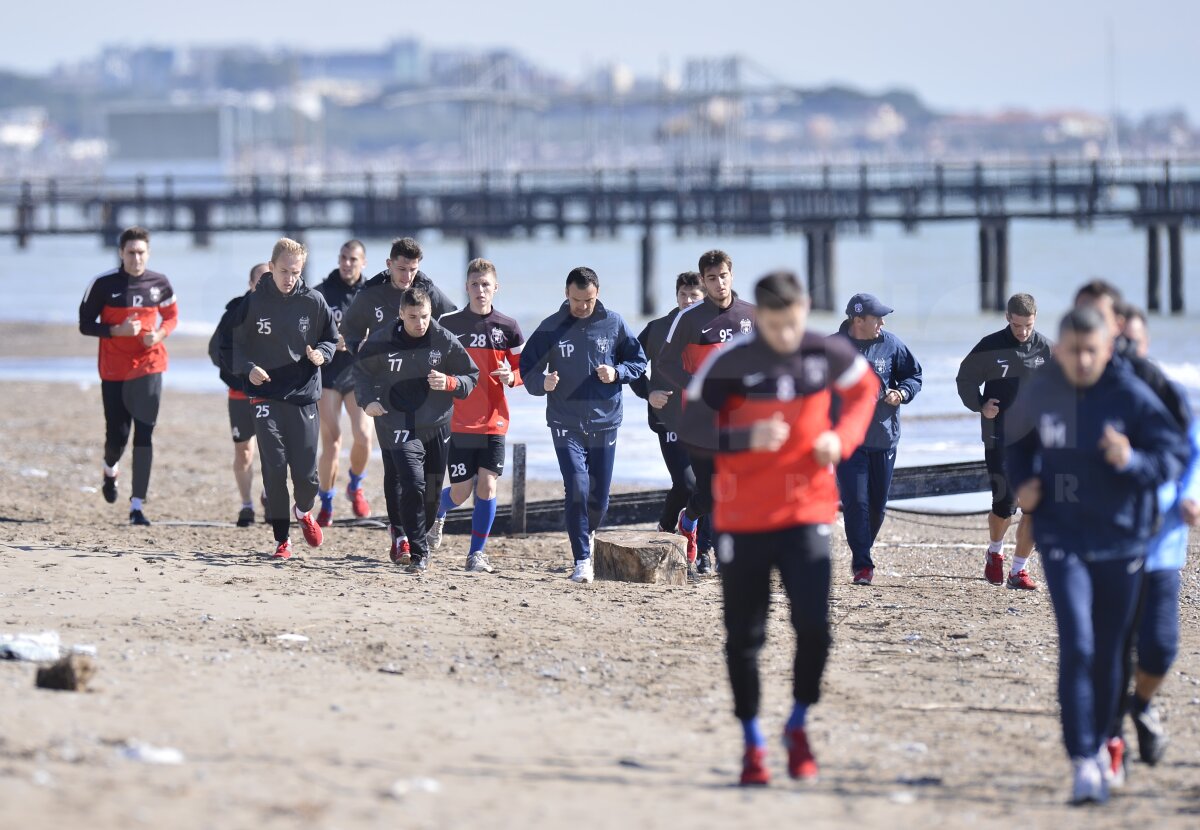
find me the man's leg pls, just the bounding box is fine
[656,430,695,532]
[233,439,255,504]
[229,396,257,515]
[396,435,430,564]
[125,373,162,520]
[344,390,373,494]
[252,399,292,546]
[316,390,344,523]
[287,402,321,515]
[866,447,895,546]
[1131,568,1181,763]
[100,379,133,499]
[422,426,452,549]
[552,430,591,562]
[836,447,874,574]
[1043,549,1099,761]
[585,431,618,538]
[1088,557,1144,769]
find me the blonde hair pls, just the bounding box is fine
[467,257,497,279]
[271,237,308,264]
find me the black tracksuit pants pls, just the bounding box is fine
[381,424,451,559]
[101,373,162,501]
[253,398,320,543]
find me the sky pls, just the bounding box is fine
[6,0,1199,118]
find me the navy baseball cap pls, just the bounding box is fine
[845,293,894,317]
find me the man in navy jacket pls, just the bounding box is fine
[1006,307,1189,806]
[831,293,923,585]
[520,267,647,583]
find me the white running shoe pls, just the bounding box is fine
[466,552,493,573]
[1070,757,1108,805]
[569,558,594,583]
[427,516,446,551]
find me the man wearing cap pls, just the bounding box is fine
[831,293,923,586]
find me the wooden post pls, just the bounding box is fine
[1168,223,1184,314]
[1147,224,1162,313]
[510,442,527,536]
[16,180,32,250]
[994,220,1009,312]
[192,202,212,248]
[822,225,837,311]
[640,227,656,316]
[978,223,995,312]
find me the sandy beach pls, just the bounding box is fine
[1,326,1199,829]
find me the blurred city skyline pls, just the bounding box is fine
[7,0,1199,118]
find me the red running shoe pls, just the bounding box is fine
[296,509,323,547]
[1007,569,1038,591]
[675,509,697,564]
[390,536,412,566]
[739,746,770,786]
[316,505,333,527]
[346,485,371,518]
[784,727,819,781]
[1105,737,1127,788]
[984,550,1005,585]
[273,539,293,560]
[852,567,873,586]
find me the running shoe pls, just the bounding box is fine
[1133,702,1169,765]
[739,746,770,787]
[129,509,151,527]
[1103,737,1126,788]
[985,550,1005,585]
[569,558,594,584]
[296,509,323,547]
[102,474,118,504]
[346,484,370,518]
[389,536,407,565]
[466,552,493,573]
[675,508,698,563]
[696,549,713,575]
[316,505,333,527]
[273,539,293,560]
[405,555,428,574]
[1007,569,1038,590]
[1070,757,1108,805]
[427,516,446,551]
[784,727,818,781]
[236,507,255,528]
[852,567,874,586]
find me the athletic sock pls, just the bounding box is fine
[437,486,458,520]
[348,470,366,491]
[1131,693,1151,715]
[1011,556,1028,574]
[680,513,698,533]
[319,489,335,511]
[741,718,765,749]
[241,501,254,510]
[987,540,1003,554]
[786,702,809,732]
[470,497,497,554]
[130,497,144,512]
[104,463,118,477]
[293,504,309,520]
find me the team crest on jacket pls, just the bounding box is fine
[874,357,888,375]
[739,318,753,334]
[803,356,827,387]
[428,349,443,367]
[298,316,310,334]
[491,326,506,346]
[1033,356,1045,367]
[595,336,610,352]
[149,286,161,302]
[776,375,796,402]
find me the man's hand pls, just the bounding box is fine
[883,389,903,407]
[749,412,790,452]
[336,333,347,352]
[1180,498,1199,527]
[428,370,450,391]
[981,398,1000,419]
[544,371,560,392]
[649,390,672,410]
[491,362,515,386]
[1016,478,1042,512]
[596,364,617,384]
[812,431,842,466]
[1099,424,1132,470]
[363,401,386,417]
[305,345,325,366]
[141,328,164,348]
[111,317,142,338]
[248,366,271,386]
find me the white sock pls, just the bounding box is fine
[294,504,308,520]
[987,540,1003,555]
[1012,556,1028,574]
[130,497,144,512]
[242,502,254,510]
[104,463,118,477]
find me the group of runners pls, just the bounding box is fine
[79,227,1197,802]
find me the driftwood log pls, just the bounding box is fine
[593,531,689,586]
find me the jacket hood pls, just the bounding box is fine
[257,273,311,299]
[365,269,432,290]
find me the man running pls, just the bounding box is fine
[341,236,458,556]
[832,293,922,586]
[680,270,878,787]
[1006,306,1188,806]
[78,226,178,526]
[208,261,269,526]
[955,292,1052,589]
[653,250,756,574]
[630,271,713,564]
[231,238,338,560]
[519,267,646,584]
[313,239,373,526]
[428,259,525,573]
[354,286,478,573]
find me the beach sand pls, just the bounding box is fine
[1,327,1199,829]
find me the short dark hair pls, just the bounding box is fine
[1075,278,1122,306]
[754,270,808,310]
[675,271,702,291]
[248,262,268,283]
[389,237,423,261]
[1059,306,1106,337]
[400,286,431,309]
[119,226,150,249]
[566,267,599,291]
[341,239,366,256]
[698,249,732,276]
[1125,305,1147,325]
[1007,293,1037,317]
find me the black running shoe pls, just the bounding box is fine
[236,507,255,528]
[405,555,428,574]
[102,474,118,504]
[696,549,713,575]
[129,509,151,527]
[1133,702,1169,766]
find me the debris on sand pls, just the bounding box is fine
[275,634,309,644]
[118,742,185,765]
[36,654,97,692]
[1,631,61,662]
[386,777,440,799]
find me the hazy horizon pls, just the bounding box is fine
[6,0,1199,119]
